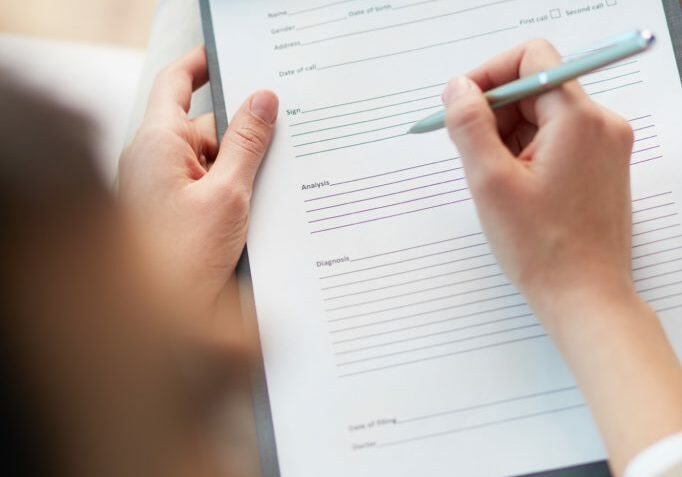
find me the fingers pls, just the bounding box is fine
[207,90,279,196]
[467,39,590,126]
[444,77,516,188]
[192,113,219,162]
[147,46,209,118]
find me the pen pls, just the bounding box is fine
[408,29,656,135]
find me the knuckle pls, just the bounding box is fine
[527,38,560,58]
[223,186,251,217]
[610,114,635,145]
[470,164,508,194]
[229,121,269,158]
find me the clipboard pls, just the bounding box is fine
[197,1,682,476]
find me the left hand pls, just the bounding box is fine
[119,46,279,321]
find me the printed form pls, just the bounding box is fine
[206,1,682,476]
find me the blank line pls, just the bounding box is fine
[627,113,652,122]
[294,120,418,147]
[302,82,447,114]
[657,303,682,313]
[318,26,520,71]
[632,202,675,215]
[292,96,440,128]
[330,291,521,323]
[322,261,498,291]
[638,280,682,295]
[288,0,357,15]
[633,245,682,261]
[325,271,503,301]
[397,386,576,424]
[632,145,661,155]
[339,334,547,378]
[296,133,408,158]
[633,234,682,250]
[588,80,644,96]
[331,157,459,187]
[632,124,656,133]
[321,247,490,279]
[307,168,460,202]
[648,291,682,303]
[632,191,672,203]
[297,17,347,30]
[331,302,527,334]
[632,213,678,227]
[375,403,583,446]
[353,232,481,261]
[632,156,664,166]
[311,198,473,233]
[326,281,510,312]
[337,324,541,366]
[581,70,640,87]
[335,313,532,354]
[635,268,682,283]
[304,0,517,45]
[633,256,682,272]
[632,224,681,237]
[309,188,468,224]
[307,179,464,213]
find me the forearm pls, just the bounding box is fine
[537,287,682,477]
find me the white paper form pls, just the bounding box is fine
[206,1,682,475]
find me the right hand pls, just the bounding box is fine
[443,40,636,320]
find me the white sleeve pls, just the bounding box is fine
[624,433,682,477]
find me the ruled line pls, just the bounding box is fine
[326,281,510,312]
[322,261,498,291]
[338,334,547,378]
[297,17,347,30]
[294,120,418,147]
[317,25,520,71]
[311,198,473,233]
[632,191,672,203]
[588,80,644,96]
[296,133,409,158]
[324,271,502,301]
[632,202,675,215]
[320,248,491,279]
[332,311,533,347]
[337,324,542,366]
[291,96,441,128]
[581,70,640,87]
[302,82,447,114]
[632,213,678,226]
[634,135,658,143]
[330,157,459,187]
[303,0,518,45]
[632,156,664,166]
[397,386,577,424]
[331,302,527,334]
[374,404,584,445]
[288,0,357,16]
[309,188,469,224]
[351,232,481,261]
[307,179,465,213]
[307,167,462,202]
[330,291,521,323]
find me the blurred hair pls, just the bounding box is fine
[0,70,107,477]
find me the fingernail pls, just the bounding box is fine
[442,77,474,106]
[250,91,279,125]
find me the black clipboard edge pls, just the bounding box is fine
[197,1,682,476]
[198,1,282,476]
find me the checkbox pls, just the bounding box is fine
[550,8,561,19]
[606,0,617,5]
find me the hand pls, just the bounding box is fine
[444,40,682,477]
[119,46,279,320]
[443,40,635,318]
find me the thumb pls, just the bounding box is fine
[208,90,279,193]
[444,77,514,187]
